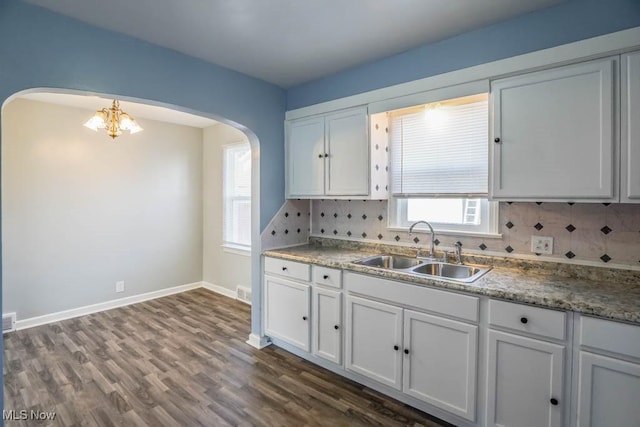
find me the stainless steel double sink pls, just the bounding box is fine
[351,254,491,283]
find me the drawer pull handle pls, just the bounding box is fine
[393,345,399,351]
[404,349,410,355]
[282,267,288,271]
[520,317,528,324]
[323,275,329,280]
[550,398,559,406]
[334,325,339,330]
[302,316,307,321]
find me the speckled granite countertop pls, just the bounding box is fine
[263,239,640,325]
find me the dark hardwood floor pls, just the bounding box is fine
[3,289,451,426]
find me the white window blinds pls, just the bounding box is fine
[390,96,489,197]
[223,143,251,249]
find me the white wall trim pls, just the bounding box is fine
[14,281,260,331]
[246,333,271,349]
[201,281,238,299]
[15,281,203,331]
[286,26,640,119]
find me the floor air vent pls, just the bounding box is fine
[236,286,252,305]
[3,313,16,333]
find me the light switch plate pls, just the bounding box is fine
[531,236,553,255]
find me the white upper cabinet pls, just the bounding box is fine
[325,108,369,195]
[621,51,640,202]
[286,116,325,196]
[490,58,617,202]
[286,106,387,199]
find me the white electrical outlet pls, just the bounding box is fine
[115,281,125,293]
[531,236,553,255]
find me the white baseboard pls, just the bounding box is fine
[246,333,271,349]
[15,281,202,331]
[201,281,238,299]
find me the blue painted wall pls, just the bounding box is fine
[287,0,640,109]
[0,0,286,230]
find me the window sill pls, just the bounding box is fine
[221,244,252,257]
[387,227,502,239]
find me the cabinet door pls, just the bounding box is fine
[577,351,640,427]
[486,330,564,427]
[325,107,369,196]
[287,116,325,197]
[312,287,342,364]
[491,58,615,201]
[345,295,403,390]
[403,310,478,421]
[622,51,640,202]
[264,275,310,351]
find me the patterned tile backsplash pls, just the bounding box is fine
[261,199,311,250]
[310,200,640,267]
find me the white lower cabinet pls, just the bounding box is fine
[575,315,640,427]
[312,286,342,364]
[486,330,565,427]
[263,259,640,427]
[345,294,478,421]
[264,275,311,351]
[345,295,403,389]
[403,310,478,421]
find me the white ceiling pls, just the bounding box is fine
[20,93,219,128]
[25,0,564,88]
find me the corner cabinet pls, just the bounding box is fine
[285,106,389,199]
[622,51,640,202]
[490,57,617,202]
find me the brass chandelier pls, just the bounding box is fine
[83,100,143,139]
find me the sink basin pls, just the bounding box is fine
[351,254,491,283]
[352,255,423,269]
[411,262,489,283]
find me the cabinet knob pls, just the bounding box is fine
[318,154,323,158]
[334,325,339,330]
[324,153,329,158]
[302,316,307,321]
[282,266,288,271]
[393,345,399,351]
[550,398,559,406]
[404,349,410,355]
[323,275,329,280]
[494,137,501,143]
[520,317,528,324]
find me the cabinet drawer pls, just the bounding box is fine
[313,266,342,288]
[489,299,566,341]
[264,257,310,282]
[580,316,640,359]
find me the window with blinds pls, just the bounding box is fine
[223,143,251,250]
[390,94,488,197]
[388,93,498,236]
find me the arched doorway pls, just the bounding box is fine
[1,88,264,344]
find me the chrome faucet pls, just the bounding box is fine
[454,241,463,265]
[408,220,436,259]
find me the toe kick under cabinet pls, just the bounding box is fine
[262,256,640,427]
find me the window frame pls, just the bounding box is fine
[222,141,252,253]
[386,93,499,238]
[388,197,500,238]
